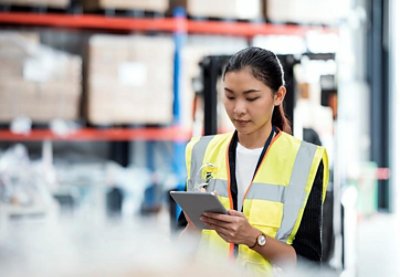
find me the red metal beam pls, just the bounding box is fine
[0,12,335,36]
[0,127,192,141]
[187,20,310,36]
[0,12,178,32]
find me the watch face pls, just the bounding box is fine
[257,234,267,246]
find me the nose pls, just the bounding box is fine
[233,100,246,117]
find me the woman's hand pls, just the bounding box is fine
[200,209,297,266]
[179,211,201,239]
[200,209,259,247]
[183,211,200,232]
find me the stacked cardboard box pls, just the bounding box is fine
[83,0,168,13]
[0,32,82,123]
[266,0,350,25]
[87,35,174,125]
[170,0,262,20]
[0,0,70,8]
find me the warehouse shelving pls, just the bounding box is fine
[0,11,336,142]
[0,7,339,225]
[0,9,337,181]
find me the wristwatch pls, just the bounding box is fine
[250,232,267,249]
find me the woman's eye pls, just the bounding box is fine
[226,96,235,100]
[247,97,259,102]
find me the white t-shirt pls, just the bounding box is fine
[235,143,263,211]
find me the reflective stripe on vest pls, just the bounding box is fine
[207,179,285,203]
[275,141,318,242]
[206,179,229,197]
[188,135,214,191]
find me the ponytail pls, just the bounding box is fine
[272,104,292,134]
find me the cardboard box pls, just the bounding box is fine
[0,81,81,122]
[0,32,40,77]
[266,0,350,24]
[0,31,82,122]
[87,35,174,125]
[170,0,262,19]
[83,0,168,12]
[0,0,70,8]
[0,31,81,83]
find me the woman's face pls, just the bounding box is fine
[223,67,285,137]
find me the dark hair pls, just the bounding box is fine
[222,47,292,134]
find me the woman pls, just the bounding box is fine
[181,47,329,275]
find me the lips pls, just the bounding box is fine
[235,119,251,125]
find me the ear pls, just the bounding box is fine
[274,86,286,106]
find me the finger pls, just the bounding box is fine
[215,228,238,244]
[204,222,215,230]
[200,216,231,229]
[214,226,233,237]
[227,209,244,217]
[200,215,220,229]
[202,212,235,223]
[202,219,237,240]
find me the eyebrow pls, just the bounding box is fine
[224,87,261,94]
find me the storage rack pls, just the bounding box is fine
[0,10,336,181]
[0,12,335,138]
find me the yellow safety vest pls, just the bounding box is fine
[185,131,329,276]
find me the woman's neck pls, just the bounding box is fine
[237,124,273,149]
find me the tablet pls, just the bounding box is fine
[170,191,227,230]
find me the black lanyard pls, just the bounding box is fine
[227,126,277,212]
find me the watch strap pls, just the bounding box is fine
[249,239,258,249]
[249,232,261,249]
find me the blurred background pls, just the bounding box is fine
[0,0,399,276]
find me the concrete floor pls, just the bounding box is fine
[356,213,400,277]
